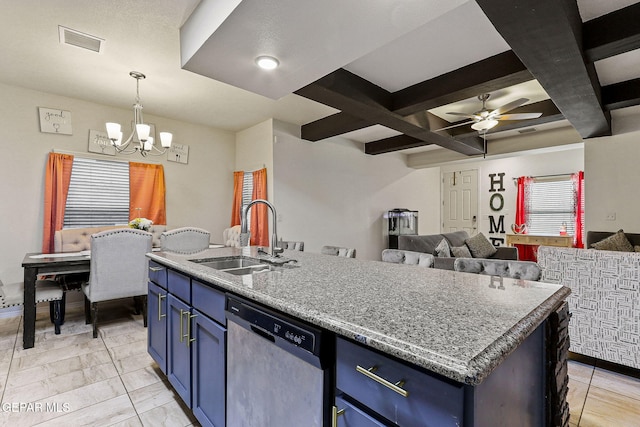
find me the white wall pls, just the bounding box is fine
[0,83,235,283]
[235,119,275,202]
[585,111,640,232]
[438,146,584,246]
[273,131,440,260]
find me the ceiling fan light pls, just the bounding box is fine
[471,119,499,131]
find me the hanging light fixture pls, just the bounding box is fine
[105,71,172,156]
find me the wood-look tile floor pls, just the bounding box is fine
[568,358,640,427]
[0,301,199,426]
[1,302,639,426]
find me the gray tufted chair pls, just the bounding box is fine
[453,258,542,281]
[321,245,356,258]
[278,240,305,251]
[0,279,65,334]
[83,228,152,338]
[160,227,210,254]
[381,249,434,267]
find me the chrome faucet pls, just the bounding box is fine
[240,199,284,257]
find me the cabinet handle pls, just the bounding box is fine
[187,313,198,347]
[158,294,166,321]
[356,365,409,398]
[331,406,345,427]
[179,309,188,342]
[149,266,165,272]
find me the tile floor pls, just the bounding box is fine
[1,301,639,426]
[0,301,199,426]
[568,357,640,427]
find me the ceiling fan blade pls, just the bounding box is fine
[489,97,529,116]
[446,112,478,119]
[432,120,475,132]
[496,112,543,121]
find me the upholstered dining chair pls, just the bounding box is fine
[223,225,242,247]
[0,278,64,334]
[321,245,356,258]
[278,240,305,251]
[160,227,210,254]
[453,258,542,281]
[381,249,434,267]
[83,228,152,338]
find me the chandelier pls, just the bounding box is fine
[105,71,172,156]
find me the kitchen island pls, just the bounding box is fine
[147,246,570,426]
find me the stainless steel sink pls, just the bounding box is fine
[189,255,297,276]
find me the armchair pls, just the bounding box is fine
[83,228,152,338]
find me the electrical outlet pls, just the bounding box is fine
[606,212,616,221]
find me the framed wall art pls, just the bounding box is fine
[38,107,73,134]
[88,129,116,155]
[167,143,189,164]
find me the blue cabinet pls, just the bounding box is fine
[334,395,386,427]
[148,265,226,427]
[147,281,167,373]
[167,294,192,406]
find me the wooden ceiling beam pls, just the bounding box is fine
[583,3,640,63]
[364,135,432,155]
[476,0,611,139]
[295,69,485,155]
[301,112,373,142]
[392,50,532,116]
[602,78,640,111]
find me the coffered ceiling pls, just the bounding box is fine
[2,0,639,159]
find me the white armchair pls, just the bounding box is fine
[83,228,152,338]
[160,227,210,254]
[223,225,242,247]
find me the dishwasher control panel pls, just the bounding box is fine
[226,296,319,355]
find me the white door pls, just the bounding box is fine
[442,169,478,235]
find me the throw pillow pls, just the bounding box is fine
[433,238,452,258]
[465,232,497,258]
[451,245,472,258]
[590,229,634,252]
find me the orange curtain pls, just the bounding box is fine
[573,171,585,248]
[250,168,269,246]
[42,153,74,253]
[129,162,166,225]
[230,171,244,226]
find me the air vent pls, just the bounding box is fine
[59,26,104,53]
[517,128,537,134]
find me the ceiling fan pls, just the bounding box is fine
[434,93,543,133]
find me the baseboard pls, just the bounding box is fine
[569,351,640,379]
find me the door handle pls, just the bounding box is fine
[158,294,166,321]
[187,313,198,347]
[331,406,345,427]
[179,309,188,343]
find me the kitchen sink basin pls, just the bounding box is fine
[189,255,297,276]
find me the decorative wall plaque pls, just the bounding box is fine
[38,107,73,134]
[88,129,116,155]
[167,143,189,164]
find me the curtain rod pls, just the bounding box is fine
[51,149,161,164]
[511,173,575,181]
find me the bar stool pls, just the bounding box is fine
[0,279,65,334]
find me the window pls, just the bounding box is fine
[241,171,254,225]
[63,157,130,228]
[526,175,584,237]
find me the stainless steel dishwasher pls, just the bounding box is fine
[226,295,331,427]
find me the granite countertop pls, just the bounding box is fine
[148,247,570,385]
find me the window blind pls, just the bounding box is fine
[527,178,575,235]
[63,157,130,228]
[241,172,254,225]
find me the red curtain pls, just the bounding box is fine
[515,176,537,261]
[230,171,244,226]
[573,171,585,248]
[129,162,166,225]
[250,168,269,246]
[42,153,74,253]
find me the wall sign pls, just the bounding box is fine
[167,143,189,164]
[87,129,116,156]
[38,107,72,134]
[488,172,506,246]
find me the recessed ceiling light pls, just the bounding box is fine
[255,56,279,70]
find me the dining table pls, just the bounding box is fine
[21,252,91,349]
